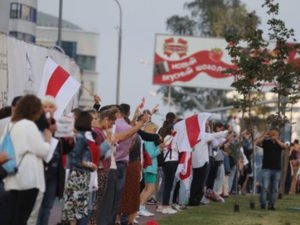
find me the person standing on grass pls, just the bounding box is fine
[190,121,228,206]
[255,130,288,210]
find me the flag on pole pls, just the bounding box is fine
[173,113,211,189]
[38,58,81,119]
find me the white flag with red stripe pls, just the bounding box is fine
[38,58,81,119]
[173,113,211,189]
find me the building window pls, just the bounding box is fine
[10,3,21,19]
[30,7,37,22]
[61,41,77,59]
[10,3,37,23]
[90,81,95,94]
[9,31,35,43]
[76,55,96,71]
[21,5,30,20]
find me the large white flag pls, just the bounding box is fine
[173,113,211,189]
[38,58,81,119]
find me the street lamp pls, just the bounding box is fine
[114,0,122,104]
[57,0,63,46]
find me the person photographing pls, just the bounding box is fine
[255,130,288,210]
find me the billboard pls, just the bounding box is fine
[153,34,236,89]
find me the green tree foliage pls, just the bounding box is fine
[160,0,260,113]
[226,0,300,135]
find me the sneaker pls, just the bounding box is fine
[146,197,157,205]
[156,205,163,212]
[161,207,178,214]
[172,204,182,212]
[200,196,210,205]
[206,189,224,203]
[138,208,154,217]
[217,195,225,203]
[268,205,276,211]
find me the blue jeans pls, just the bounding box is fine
[37,174,58,225]
[228,166,236,193]
[111,162,127,223]
[178,177,191,205]
[260,169,281,207]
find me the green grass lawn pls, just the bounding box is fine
[159,195,300,225]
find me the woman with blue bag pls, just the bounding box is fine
[2,95,52,225]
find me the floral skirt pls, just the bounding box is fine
[62,169,90,221]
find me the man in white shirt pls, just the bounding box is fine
[189,122,228,206]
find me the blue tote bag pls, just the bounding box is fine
[0,125,18,175]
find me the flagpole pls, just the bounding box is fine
[81,85,94,96]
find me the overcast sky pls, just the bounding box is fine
[37,0,300,121]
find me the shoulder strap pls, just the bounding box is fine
[6,122,15,135]
[163,149,170,161]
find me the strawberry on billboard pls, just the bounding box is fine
[153,34,237,89]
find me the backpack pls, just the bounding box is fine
[0,125,18,175]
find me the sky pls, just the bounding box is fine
[37,0,300,122]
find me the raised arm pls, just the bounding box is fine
[114,114,149,142]
[254,132,266,147]
[275,138,288,150]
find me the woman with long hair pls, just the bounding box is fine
[3,94,51,225]
[61,111,98,225]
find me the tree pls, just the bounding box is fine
[160,0,260,113]
[262,1,300,133]
[226,0,300,200]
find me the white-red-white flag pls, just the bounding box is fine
[38,58,81,119]
[173,113,211,189]
[176,151,192,189]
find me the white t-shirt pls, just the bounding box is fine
[192,131,228,168]
[110,145,117,169]
[163,135,179,162]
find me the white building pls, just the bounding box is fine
[0,1,99,107]
[0,0,37,43]
[36,12,99,107]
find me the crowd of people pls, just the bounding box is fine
[0,94,299,225]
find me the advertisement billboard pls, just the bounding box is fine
[153,34,236,89]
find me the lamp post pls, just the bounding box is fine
[57,0,63,46]
[114,0,122,104]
